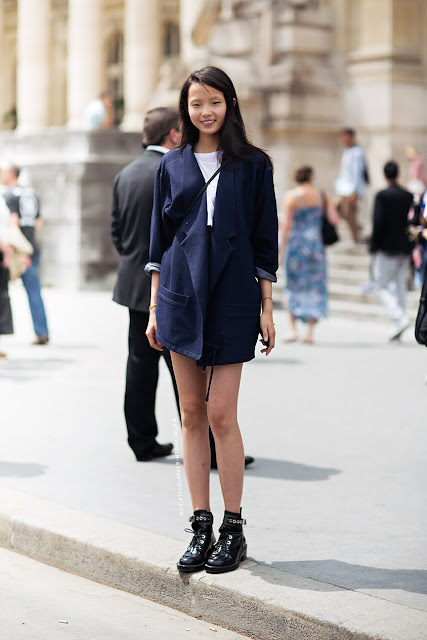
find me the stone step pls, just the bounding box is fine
[328,283,420,308]
[328,267,371,285]
[327,253,372,269]
[273,277,421,321]
[329,299,417,322]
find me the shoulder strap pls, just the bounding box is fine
[184,158,230,218]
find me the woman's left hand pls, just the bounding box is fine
[260,312,275,356]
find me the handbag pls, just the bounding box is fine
[321,191,339,246]
[415,263,427,346]
[6,225,33,281]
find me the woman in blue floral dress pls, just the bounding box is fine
[280,165,339,344]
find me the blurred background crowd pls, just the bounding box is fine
[1,0,427,353]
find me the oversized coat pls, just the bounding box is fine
[146,144,278,367]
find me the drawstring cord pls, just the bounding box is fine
[203,345,218,403]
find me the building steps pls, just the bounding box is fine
[274,240,420,322]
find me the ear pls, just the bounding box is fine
[232,98,236,107]
[170,128,181,146]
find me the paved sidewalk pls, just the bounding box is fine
[1,284,426,639]
[0,547,250,640]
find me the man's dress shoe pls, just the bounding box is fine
[136,442,173,461]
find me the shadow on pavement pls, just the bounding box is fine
[0,358,73,382]
[52,344,98,351]
[313,341,418,350]
[0,461,48,477]
[154,456,341,481]
[248,559,427,596]
[243,457,341,481]
[250,358,303,365]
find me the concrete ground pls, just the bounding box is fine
[1,283,426,638]
[0,547,250,640]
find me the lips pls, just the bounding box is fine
[201,120,215,126]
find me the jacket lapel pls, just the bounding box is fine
[177,147,236,308]
[208,160,236,296]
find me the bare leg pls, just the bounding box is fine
[304,318,317,344]
[206,363,244,513]
[283,313,298,342]
[170,352,210,511]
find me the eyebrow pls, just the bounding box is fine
[189,94,223,102]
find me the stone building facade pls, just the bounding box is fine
[0,0,426,288]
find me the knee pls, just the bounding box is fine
[181,401,207,432]
[207,407,235,437]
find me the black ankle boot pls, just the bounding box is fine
[205,510,247,574]
[177,510,215,573]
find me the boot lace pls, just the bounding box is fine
[184,528,210,553]
[210,532,233,558]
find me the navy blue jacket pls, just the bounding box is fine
[147,144,278,366]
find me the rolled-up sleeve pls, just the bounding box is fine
[144,261,161,276]
[251,161,279,282]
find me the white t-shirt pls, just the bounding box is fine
[335,144,367,198]
[83,99,107,130]
[194,151,222,226]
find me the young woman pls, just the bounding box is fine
[280,165,339,344]
[145,67,278,574]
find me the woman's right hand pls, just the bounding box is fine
[146,310,164,351]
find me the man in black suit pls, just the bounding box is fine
[370,160,414,340]
[111,108,180,461]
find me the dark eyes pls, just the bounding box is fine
[190,101,221,107]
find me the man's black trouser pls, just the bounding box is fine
[125,309,218,463]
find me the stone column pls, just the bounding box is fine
[16,0,50,132]
[180,0,197,65]
[121,0,161,132]
[344,0,426,187]
[67,0,104,129]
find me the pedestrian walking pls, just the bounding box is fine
[370,160,414,340]
[145,67,278,574]
[1,164,49,345]
[335,127,369,243]
[280,165,339,344]
[111,108,181,462]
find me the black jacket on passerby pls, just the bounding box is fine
[111,149,164,311]
[111,147,178,460]
[370,183,413,255]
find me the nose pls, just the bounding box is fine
[201,104,212,117]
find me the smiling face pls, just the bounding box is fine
[187,82,227,140]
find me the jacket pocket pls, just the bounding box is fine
[158,284,189,308]
[228,303,260,317]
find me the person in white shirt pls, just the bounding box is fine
[335,127,369,243]
[83,91,115,131]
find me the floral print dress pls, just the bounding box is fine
[285,192,327,322]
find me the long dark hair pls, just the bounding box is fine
[178,66,272,166]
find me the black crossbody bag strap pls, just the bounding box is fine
[183,158,230,218]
